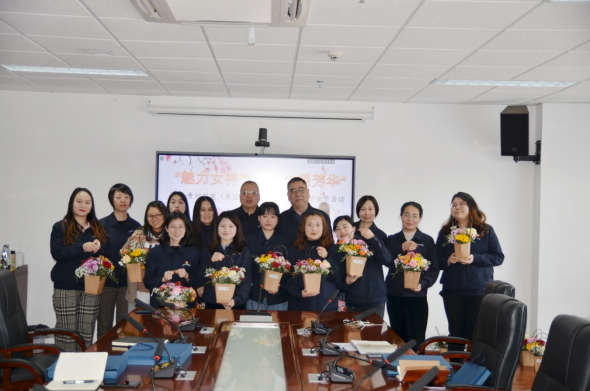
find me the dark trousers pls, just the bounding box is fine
[204,302,247,310]
[442,293,483,352]
[387,295,428,347]
[347,302,386,321]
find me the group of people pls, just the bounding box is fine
[50,177,504,352]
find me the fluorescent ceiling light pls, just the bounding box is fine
[1,65,148,76]
[432,79,576,87]
[549,0,590,2]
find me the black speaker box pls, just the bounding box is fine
[501,106,529,156]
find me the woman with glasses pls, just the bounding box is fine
[436,192,504,349]
[124,201,169,312]
[385,202,439,347]
[354,195,387,242]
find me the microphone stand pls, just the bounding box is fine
[318,308,377,356]
[245,284,271,316]
[310,289,340,335]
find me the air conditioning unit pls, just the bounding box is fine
[131,0,312,27]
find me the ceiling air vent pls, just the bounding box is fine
[131,0,311,27]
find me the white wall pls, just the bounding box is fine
[0,91,540,339]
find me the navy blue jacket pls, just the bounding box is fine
[353,221,387,242]
[385,229,440,298]
[276,204,332,246]
[100,213,141,288]
[336,234,392,307]
[143,244,200,308]
[436,225,504,296]
[50,221,105,290]
[197,244,253,307]
[194,223,214,251]
[231,206,260,237]
[245,230,291,305]
[285,242,342,312]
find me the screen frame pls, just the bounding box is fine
[156,151,356,215]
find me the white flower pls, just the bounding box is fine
[228,270,237,278]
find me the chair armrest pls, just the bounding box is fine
[416,336,472,354]
[0,357,46,384]
[446,385,494,390]
[440,351,471,369]
[1,343,62,357]
[29,328,86,352]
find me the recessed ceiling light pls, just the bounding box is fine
[432,79,576,88]
[82,50,114,56]
[1,65,149,77]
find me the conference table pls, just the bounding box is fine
[87,308,473,391]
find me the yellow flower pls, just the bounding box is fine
[130,248,142,257]
[455,234,470,243]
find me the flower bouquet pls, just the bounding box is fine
[119,242,149,283]
[445,226,478,261]
[521,332,546,369]
[390,252,430,290]
[151,281,196,308]
[292,258,332,295]
[75,256,117,295]
[205,267,246,304]
[337,238,374,276]
[254,252,292,291]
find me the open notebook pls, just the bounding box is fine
[45,352,108,391]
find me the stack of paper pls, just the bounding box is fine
[45,352,108,391]
[122,343,191,366]
[350,340,397,355]
[384,354,452,377]
[398,360,448,381]
[47,355,128,381]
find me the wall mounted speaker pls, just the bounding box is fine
[501,106,529,156]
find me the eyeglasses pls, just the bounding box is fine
[147,214,163,220]
[451,202,468,209]
[288,187,307,194]
[240,191,259,196]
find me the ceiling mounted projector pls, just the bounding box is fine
[131,0,311,27]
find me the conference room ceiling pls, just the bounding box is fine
[0,0,589,105]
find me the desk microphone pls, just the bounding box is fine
[318,307,376,356]
[135,299,188,343]
[406,366,441,391]
[160,301,205,331]
[311,289,340,334]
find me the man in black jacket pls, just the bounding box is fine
[231,181,260,236]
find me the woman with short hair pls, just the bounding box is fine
[354,195,387,242]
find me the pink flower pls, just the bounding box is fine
[320,263,327,269]
[409,260,417,267]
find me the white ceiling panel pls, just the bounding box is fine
[470,90,551,102]
[0,66,14,76]
[0,75,35,86]
[224,73,291,86]
[308,0,421,27]
[102,89,165,96]
[93,79,165,91]
[162,82,226,93]
[515,67,590,81]
[82,0,144,19]
[380,48,471,66]
[511,3,590,31]
[492,86,566,93]
[411,88,486,101]
[149,71,221,83]
[392,28,500,50]
[542,51,590,68]
[370,64,451,78]
[350,96,407,103]
[291,86,353,97]
[460,50,560,68]
[218,60,292,74]
[100,18,204,42]
[360,77,431,89]
[211,43,295,61]
[139,58,217,72]
[232,93,288,99]
[0,0,90,16]
[483,30,590,52]
[0,51,67,66]
[0,84,46,92]
[408,1,538,29]
[0,20,16,34]
[0,13,110,39]
[28,36,128,56]
[48,87,109,94]
[171,91,229,97]
[353,88,416,99]
[295,62,372,77]
[290,95,349,101]
[25,77,102,89]
[228,84,289,95]
[427,83,495,91]
[532,92,590,103]
[0,34,45,52]
[301,26,399,48]
[441,66,531,80]
[559,80,590,93]
[55,53,144,69]
[297,46,383,64]
[123,41,211,59]
[204,27,298,45]
[293,74,361,88]
[575,42,590,51]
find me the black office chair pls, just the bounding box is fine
[484,280,515,298]
[417,294,527,390]
[0,270,86,390]
[531,315,590,391]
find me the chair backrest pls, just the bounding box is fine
[0,270,29,350]
[470,293,527,390]
[532,315,590,391]
[484,280,516,298]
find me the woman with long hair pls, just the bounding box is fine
[192,196,218,251]
[167,191,191,221]
[285,211,342,311]
[436,192,504,349]
[196,211,252,309]
[124,201,169,312]
[143,212,200,308]
[50,187,107,351]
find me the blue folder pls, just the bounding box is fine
[46,355,128,381]
[122,343,191,366]
[383,354,452,377]
[446,360,491,386]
